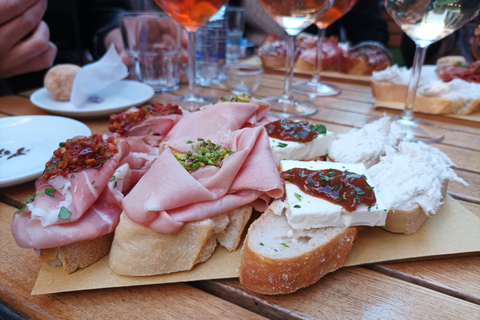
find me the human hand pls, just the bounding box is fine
[0,0,57,78]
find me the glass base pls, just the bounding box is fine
[292,80,341,97]
[264,96,318,118]
[167,93,217,112]
[394,117,444,143]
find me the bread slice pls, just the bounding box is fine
[294,57,338,73]
[382,181,448,235]
[38,232,114,273]
[260,55,286,69]
[109,205,252,276]
[240,210,359,295]
[370,80,480,115]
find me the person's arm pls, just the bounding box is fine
[0,0,56,78]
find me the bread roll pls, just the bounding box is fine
[44,64,81,101]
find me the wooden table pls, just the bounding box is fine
[1,70,479,319]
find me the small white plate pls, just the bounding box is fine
[30,80,155,118]
[0,115,92,188]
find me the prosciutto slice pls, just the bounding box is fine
[436,61,480,83]
[11,137,133,249]
[122,126,284,234]
[11,163,132,249]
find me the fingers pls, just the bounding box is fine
[0,0,47,52]
[0,21,56,78]
[0,0,40,24]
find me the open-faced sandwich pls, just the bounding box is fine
[371,60,480,115]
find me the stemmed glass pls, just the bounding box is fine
[154,0,228,111]
[257,0,335,118]
[385,0,480,142]
[292,0,358,97]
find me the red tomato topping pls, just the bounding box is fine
[42,134,118,180]
[108,103,182,135]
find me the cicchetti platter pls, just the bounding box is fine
[7,95,480,295]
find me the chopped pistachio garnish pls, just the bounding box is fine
[218,93,252,103]
[173,138,234,173]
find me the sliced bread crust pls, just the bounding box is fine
[240,210,359,295]
[109,205,252,276]
[38,232,114,273]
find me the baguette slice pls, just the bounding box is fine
[240,210,359,295]
[260,55,286,69]
[109,206,252,276]
[370,80,480,115]
[38,232,114,273]
[382,181,448,235]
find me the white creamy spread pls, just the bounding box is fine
[269,131,334,165]
[367,141,467,215]
[329,117,401,168]
[280,160,388,229]
[372,65,480,102]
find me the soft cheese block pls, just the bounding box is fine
[269,131,334,165]
[280,160,388,229]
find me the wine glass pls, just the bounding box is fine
[154,0,228,111]
[258,0,335,118]
[292,0,358,97]
[385,0,480,142]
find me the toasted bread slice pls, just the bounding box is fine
[109,206,252,276]
[240,210,359,295]
[260,55,286,69]
[38,232,114,273]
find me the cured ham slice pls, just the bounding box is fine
[122,126,284,234]
[11,164,129,248]
[435,61,480,83]
[109,103,183,147]
[11,136,133,249]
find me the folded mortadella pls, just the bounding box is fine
[122,126,284,234]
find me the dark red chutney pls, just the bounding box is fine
[281,168,376,212]
[42,134,118,180]
[264,119,326,143]
[108,103,182,134]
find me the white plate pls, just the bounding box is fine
[0,116,92,188]
[30,80,155,118]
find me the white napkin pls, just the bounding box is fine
[71,44,129,108]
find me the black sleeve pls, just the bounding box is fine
[79,0,132,59]
[328,0,390,47]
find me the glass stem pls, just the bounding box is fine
[186,30,197,100]
[402,44,427,121]
[282,34,296,101]
[311,27,325,83]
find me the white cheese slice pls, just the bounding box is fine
[269,130,334,165]
[280,160,388,229]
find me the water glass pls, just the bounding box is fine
[119,12,181,92]
[226,6,246,64]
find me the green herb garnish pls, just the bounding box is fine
[294,192,303,201]
[44,187,56,197]
[277,142,288,148]
[294,204,301,208]
[58,206,72,220]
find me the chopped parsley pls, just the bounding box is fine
[294,192,303,201]
[110,175,116,182]
[276,142,288,148]
[58,206,72,220]
[44,187,56,197]
[294,204,301,209]
[280,243,289,248]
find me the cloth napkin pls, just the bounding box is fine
[71,44,129,108]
